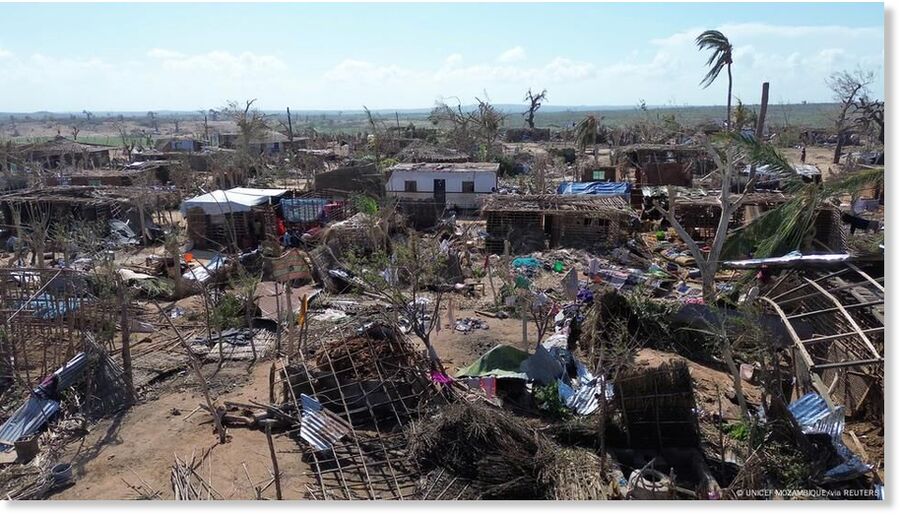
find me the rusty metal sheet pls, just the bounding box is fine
[270,249,311,282]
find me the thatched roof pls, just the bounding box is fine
[17,136,115,156]
[0,185,179,206]
[481,194,634,217]
[642,186,792,207]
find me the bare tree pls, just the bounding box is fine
[853,94,884,145]
[343,233,448,372]
[199,110,210,142]
[224,99,269,182]
[826,69,874,164]
[114,122,135,162]
[147,111,159,132]
[523,88,548,129]
[429,95,506,159]
[574,114,600,161]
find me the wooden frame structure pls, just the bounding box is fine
[278,320,437,500]
[762,265,883,417]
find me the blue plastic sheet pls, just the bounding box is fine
[556,182,631,196]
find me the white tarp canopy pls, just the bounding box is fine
[180,188,288,216]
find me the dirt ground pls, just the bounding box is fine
[50,360,309,500]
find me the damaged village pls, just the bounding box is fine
[0,27,887,502]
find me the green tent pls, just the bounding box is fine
[455,344,530,379]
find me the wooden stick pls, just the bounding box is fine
[265,423,283,500]
[153,300,226,443]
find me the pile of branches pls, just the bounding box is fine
[170,450,222,500]
[312,327,422,380]
[407,401,610,499]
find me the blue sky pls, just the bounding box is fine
[0,2,884,111]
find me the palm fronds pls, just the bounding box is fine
[723,163,880,260]
[722,131,806,192]
[696,30,733,88]
[824,167,884,196]
[574,115,599,153]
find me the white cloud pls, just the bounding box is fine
[497,46,526,63]
[0,48,12,59]
[146,48,185,60]
[443,53,463,67]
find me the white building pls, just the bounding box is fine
[386,162,499,210]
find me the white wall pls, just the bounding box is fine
[386,170,496,194]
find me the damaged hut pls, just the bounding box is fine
[181,187,287,250]
[15,136,114,170]
[611,144,715,187]
[481,194,637,254]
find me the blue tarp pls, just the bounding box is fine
[281,198,327,223]
[556,182,631,196]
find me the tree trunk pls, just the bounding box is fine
[833,131,844,164]
[747,82,770,191]
[726,64,733,131]
[721,340,750,421]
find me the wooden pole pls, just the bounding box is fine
[119,281,135,403]
[520,296,528,347]
[265,423,283,500]
[747,82,770,192]
[284,282,295,357]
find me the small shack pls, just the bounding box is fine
[481,194,636,254]
[47,161,174,187]
[504,128,551,143]
[16,136,114,170]
[0,186,173,240]
[214,130,298,155]
[181,187,287,250]
[611,144,714,187]
[313,163,384,199]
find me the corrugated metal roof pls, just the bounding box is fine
[299,394,352,452]
[55,352,89,391]
[0,396,60,451]
[788,393,871,482]
[789,392,844,440]
[0,352,89,451]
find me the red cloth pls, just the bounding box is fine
[276,218,286,236]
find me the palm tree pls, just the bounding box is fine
[574,114,600,162]
[696,30,734,131]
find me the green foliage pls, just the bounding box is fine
[135,277,175,300]
[725,421,751,441]
[624,290,679,344]
[533,381,570,420]
[211,292,244,331]
[695,30,733,89]
[377,157,398,172]
[723,166,884,260]
[496,155,519,177]
[763,441,812,491]
[351,194,380,216]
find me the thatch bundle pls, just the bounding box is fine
[541,447,609,500]
[408,401,611,500]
